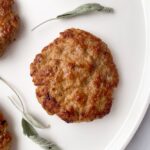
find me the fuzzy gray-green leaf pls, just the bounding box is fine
[22,119,38,137]
[22,119,60,150]
[32,3,114,31]
[57,3,113,19]
[30,135,59,150]
[23,113,50,129]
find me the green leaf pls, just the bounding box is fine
[23,113,50,129]
[22,119,38,137]
[32,3,114,31]
[30,136,58,150]
[57,3,113,19]
[22,119,60,150]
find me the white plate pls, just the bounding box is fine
[0,0,150,150]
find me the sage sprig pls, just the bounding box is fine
[0,76,49,129]
[22,119,59,150]
[32,3,114,31]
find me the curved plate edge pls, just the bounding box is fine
[105,0,150,149]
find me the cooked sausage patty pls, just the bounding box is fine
[30,28,119,123]
[0,112,11,150]
[0,0,19,57]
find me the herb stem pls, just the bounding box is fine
[0,76,50,129]
[8,96,23,113]
[0,77,25,111]
[32,18,56,31]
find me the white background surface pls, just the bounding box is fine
[126,106,150,150]
[0,0,150,150]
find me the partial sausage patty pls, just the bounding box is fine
[0,0,19,57]
[0,112,11,150]
[30,28,119,123]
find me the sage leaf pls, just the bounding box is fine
[57,3,113,18]
[32,3,114,31]
[22,119,59,150]
[23,113,50,129]
[22,118,38,137]
[30,136,58,150]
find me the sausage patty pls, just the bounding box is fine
[30,28,119,123]
[0,0,19,57]
[0,112,11,150]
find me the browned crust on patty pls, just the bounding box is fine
[0,112,11,150]
[0,0,19,57]
[30,28,119,123]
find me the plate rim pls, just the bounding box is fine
[106,0,150,149]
